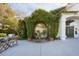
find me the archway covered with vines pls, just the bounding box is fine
[33,21,48,39]
[24,8,64,40]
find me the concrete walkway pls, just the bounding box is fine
[1,39,79,56]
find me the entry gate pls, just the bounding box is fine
[66,26,74,38]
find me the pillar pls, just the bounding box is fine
[60,15,66,40]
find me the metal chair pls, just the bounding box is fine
[0,38,9,53]
[7,34,18,47]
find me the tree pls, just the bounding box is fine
[0,3,18,34]
[18,19,27,39]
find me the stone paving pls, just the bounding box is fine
[1,39,79,56]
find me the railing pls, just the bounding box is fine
[0,34,18,53]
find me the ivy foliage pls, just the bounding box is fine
[25,9,53,39]
[50,7,65,39]
[18,20,27,39]
[24,7,65,39]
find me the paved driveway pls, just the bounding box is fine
[1,39,79,56]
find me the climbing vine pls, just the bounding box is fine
[24,7,65,39]
[18,19,27,39]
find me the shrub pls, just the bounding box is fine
[17,20,27,39]
[25,9,52,39]
[0,33,6,37]
[23,7,64,39]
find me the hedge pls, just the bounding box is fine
[19,7,65,39]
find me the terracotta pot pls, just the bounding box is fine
[50,37,54,41]
[28,37,32,41]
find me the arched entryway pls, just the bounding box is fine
[66,19,74,38]
[33,22,48,41]
[66,16,79,39]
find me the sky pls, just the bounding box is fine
[9,3,67,18]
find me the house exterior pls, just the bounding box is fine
[1,3,79,41]
[58,3,79,40]
[24,3,79,40]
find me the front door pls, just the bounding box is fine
[66,26,74,38]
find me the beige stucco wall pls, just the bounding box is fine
[66,4,79,11]
[57,4,79,39]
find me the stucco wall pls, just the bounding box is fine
[66,4,79,11]
[74,19,79,38]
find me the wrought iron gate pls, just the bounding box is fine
[66,26,74,38]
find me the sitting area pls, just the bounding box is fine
[0,33,18,53]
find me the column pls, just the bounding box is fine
[60,15,66,40]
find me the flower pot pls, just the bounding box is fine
[28,37,32,41]
[50,37,54,41]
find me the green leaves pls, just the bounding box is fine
[18,20,27,39]
[0,3,18,34]
[25,9,52,39]
[24,7,65,39]
[50,7,64,39]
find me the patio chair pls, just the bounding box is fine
[0,38,9,53]
[7,34,18,47]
